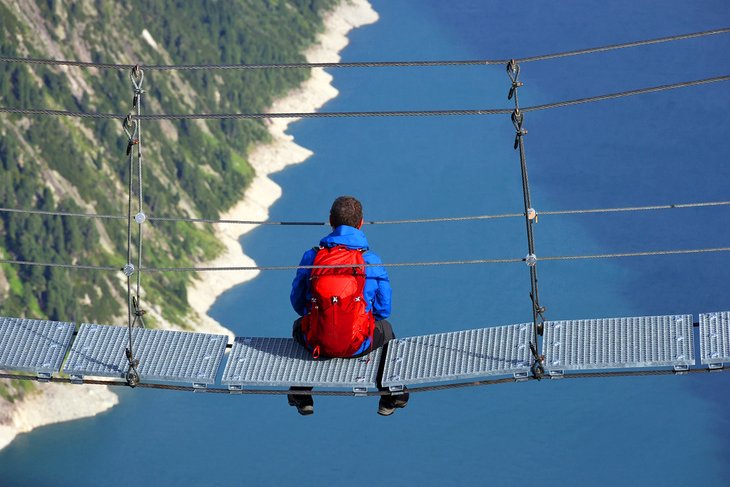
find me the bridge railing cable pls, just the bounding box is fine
[506,59,547,377]
[1,200,729,226]
[2,75,728,121]
[1,247,729,275]
[121,66,149,387]
[0,27,727,70]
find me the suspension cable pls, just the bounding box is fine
[0,27,727,70]
[123,111,136,384]
[0,259,118,271]
[2,74,727,120]
[1,246,728,273]
[1,200,729,226]
[521,75,730,113]
[121,66,147,387]
[132,65,147,330]
[140,246,730,272]
[0,207,126,220]
[506,60,546,378]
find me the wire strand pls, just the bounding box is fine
[1,247,729,274]
[2,200,729,226]
[3,75,727,120]
[0,27,727,70]
[0,259,118,271]
[140,247,730,273]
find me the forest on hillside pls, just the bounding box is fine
[0,0,336,401]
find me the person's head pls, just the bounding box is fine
[329,196,363,229]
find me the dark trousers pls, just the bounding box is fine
[291,317,395,389]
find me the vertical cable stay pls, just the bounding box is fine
[131,65,147,332]
[120,65,147,387]
[506,60,546,378]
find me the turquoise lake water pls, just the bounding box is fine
[1,1,729,485]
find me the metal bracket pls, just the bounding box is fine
[69,374,84,385]
[352,386,368,397]
[192,382,208,391]
[708,362,724,371]
[36,372,51,382]
[388,384,405,394]
[227,384,243,394]
[672,364,690,375]
[548,370,564,379]
[513,371,529,382]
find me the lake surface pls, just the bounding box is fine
[1,1,729,485]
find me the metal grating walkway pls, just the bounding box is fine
[0,316,75,378]
[542,314,695,375]
[63,324,227,386]
[699,311,730,368]
[221,337,382,392]
[381,323,534,389]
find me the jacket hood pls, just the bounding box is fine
[320,225,370,250]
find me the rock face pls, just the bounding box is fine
[0,382,118,451]
[0,0,377,451]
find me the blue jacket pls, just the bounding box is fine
[290,226,392,344]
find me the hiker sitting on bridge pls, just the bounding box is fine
[288,195,409,416]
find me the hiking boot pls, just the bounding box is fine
[377,392,409,416]
[287,389,314,416]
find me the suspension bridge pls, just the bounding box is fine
[1,27,729,397]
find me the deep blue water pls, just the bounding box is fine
[1,1,729,485]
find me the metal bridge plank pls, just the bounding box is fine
[542,314,695,373]
[221,337,381,389]
[63,324,227,385]
[0,316,75,375]
[699,311,730,367]
[381,323,534,388]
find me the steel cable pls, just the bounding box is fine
[1,247,729,274]
[0,259,118,271]
[2,75,728,120]
[1,200,729,226]
[0,27,727,70]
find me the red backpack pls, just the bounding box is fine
[301,245,375,358]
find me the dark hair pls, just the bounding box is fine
[330,196,363,228]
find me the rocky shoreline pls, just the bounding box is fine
[0,0,377,452]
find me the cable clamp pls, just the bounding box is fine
[125,347,140,387]
[511,109,524,129]
[511,109,527,149]
[508,80,524,101]
[531,361,545,380]
[529,342,545,380]
[525,253,537,267]
[529,292,546,334]
[506,59,520,84]
[134,212,146,224]
[526,207,537,222]
[126,138,139,156]
[123,114,138,137]
[123,114,139,154]
[122,263,135,276]
[132,296,147,317]
[132,88,145,108]
[130,65,144,90]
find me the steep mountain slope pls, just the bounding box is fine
[0,0,336,407]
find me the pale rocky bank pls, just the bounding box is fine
[0,0,377,452]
